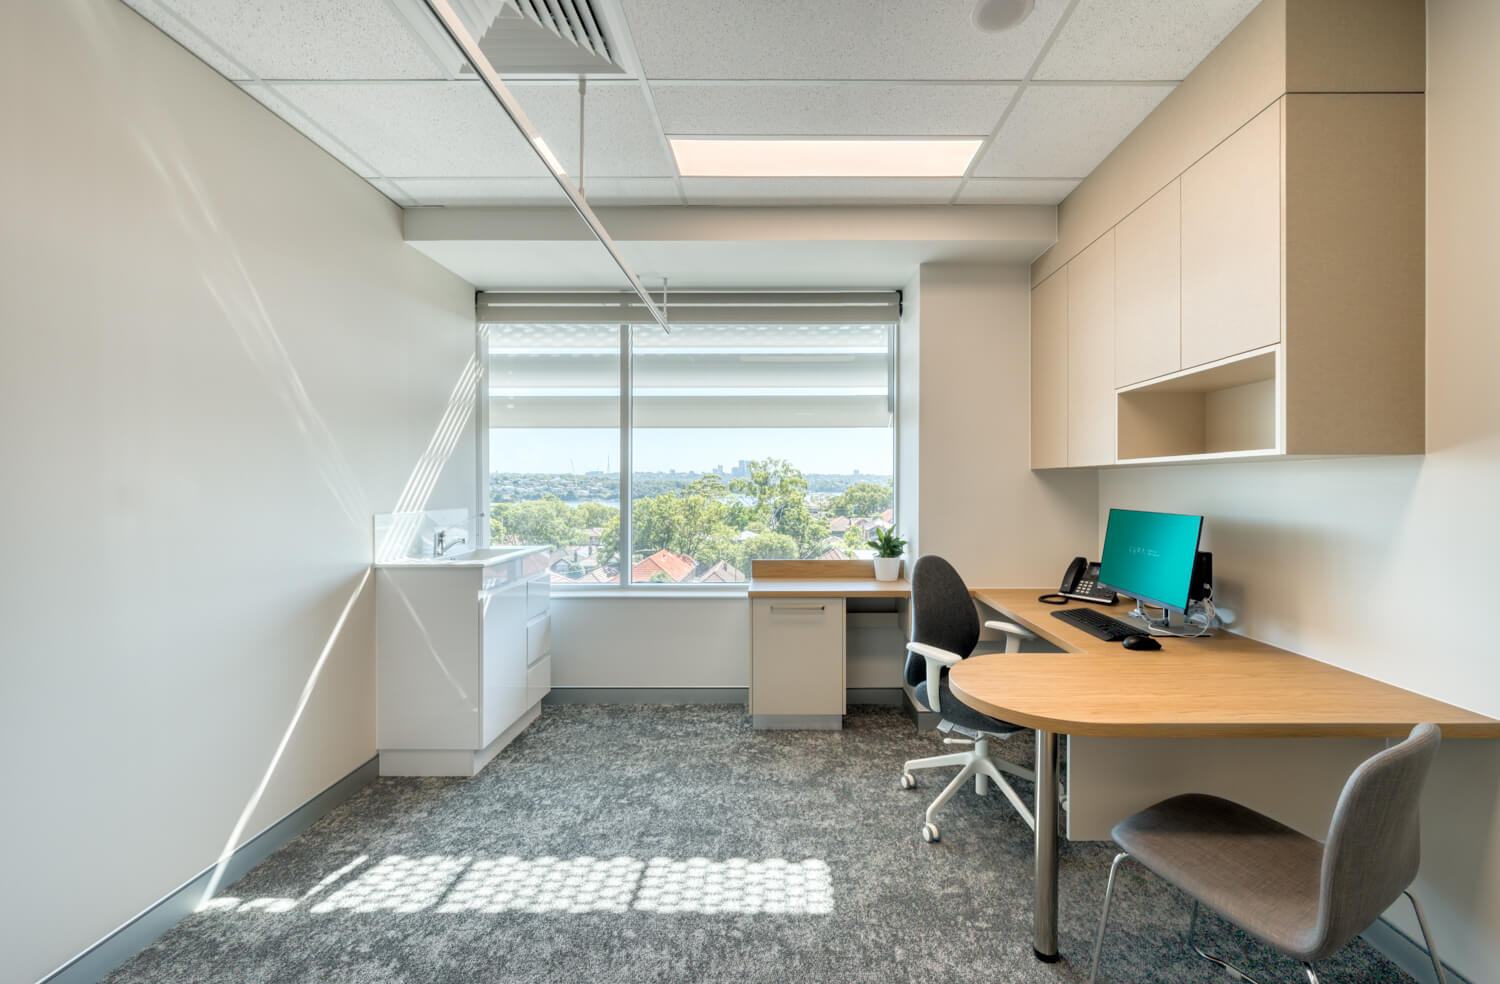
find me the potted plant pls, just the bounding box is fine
[867,527,907,582]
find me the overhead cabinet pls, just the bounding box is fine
[1030,93,1424,468]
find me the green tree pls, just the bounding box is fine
[730,458,828,556]
[631,493,739,568]
[828,482,893,519]
[732,531,799,572]
[842,525,868,554]
[491,496,577,548]
[572,501,617,531]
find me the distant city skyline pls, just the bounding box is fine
[491,428,893,476]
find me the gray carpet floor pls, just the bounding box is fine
[105,705,1414,983]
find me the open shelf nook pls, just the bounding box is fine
[1116,348,1279,463]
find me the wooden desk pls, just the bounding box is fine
[747,578,909,598]
[950,587,1500,962]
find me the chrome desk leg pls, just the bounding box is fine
[1033,728,1060,962]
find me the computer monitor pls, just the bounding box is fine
[1097,508,1205,614]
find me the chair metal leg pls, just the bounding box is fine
[1188,901,1270,984]
[924,759,979,825]
[902,750,974,772]
[1302,963,1319,984]
[1405,890,1449,984]
[1088,852,1129,984]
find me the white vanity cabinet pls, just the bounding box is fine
[376,547,552,776]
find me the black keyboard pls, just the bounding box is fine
[1050,607,1139,642]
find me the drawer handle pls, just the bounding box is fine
[770,605,826,612]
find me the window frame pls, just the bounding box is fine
[481,316,901,594]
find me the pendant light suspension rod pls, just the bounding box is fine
[421,0,669,333]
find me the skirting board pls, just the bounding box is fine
[1361,915,1473,984]
[542,687,906,706]
[41,755,378,984]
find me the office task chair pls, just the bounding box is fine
[899,554,1039,843]
[1088,723,1447,984]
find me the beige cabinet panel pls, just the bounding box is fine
[1181,101,1282,369]
[1067,231,1117,466]
[1115,180,1182,386]
[750,598,844,717]
[1029,269,1069,469]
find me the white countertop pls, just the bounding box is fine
[374,545,550,569]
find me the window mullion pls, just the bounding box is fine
[619,322,633,585]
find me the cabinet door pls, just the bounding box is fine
[1030,268,1069,469]
[1067,231,1117,466]
[750,598,844,716]
[1115,179,1181,386]
[480,578,528,747]
[1181,102,1281,369]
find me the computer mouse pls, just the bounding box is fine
[1121,634,1162,651]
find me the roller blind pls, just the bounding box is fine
[487,312,895,430]
[476,290,900,326]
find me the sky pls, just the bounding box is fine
[492,428,893,476]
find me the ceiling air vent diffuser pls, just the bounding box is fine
[450,0,625,75]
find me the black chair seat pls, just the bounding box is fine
[915,675,1024,737]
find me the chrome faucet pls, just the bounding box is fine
[434,529,466,557]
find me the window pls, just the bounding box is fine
[488,323,621,583]
[483,293,897,587]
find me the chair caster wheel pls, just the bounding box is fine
[899,772,916,789]
[921,822,940,843]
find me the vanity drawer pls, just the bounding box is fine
[526,576,551,618]
[526,614,550,667]
[526,653,551,707]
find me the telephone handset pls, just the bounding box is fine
[1039,556,1117,605]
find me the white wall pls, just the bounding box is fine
[909,264,1098,583]
[1089,2,1500,976]
[0,3,477,980]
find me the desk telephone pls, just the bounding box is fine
[1040,556,1117,605]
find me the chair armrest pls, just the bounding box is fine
[906,642,962,714]
[984,619,1034,655]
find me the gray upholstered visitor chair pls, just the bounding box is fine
[898,554,1038,843]
[1088,723,1447,984]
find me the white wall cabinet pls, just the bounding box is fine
[1030,93,1423,469]
[1066,230,1117,467]
[1029,268,1069,469]
[1115,179,1182,387]
[376,548,552,776]
[1180,102,1282,370]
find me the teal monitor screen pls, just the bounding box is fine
[1098,509,1203,613]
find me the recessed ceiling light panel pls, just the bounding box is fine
[669,138,984,178]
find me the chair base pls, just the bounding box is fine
[901,732,1036,840]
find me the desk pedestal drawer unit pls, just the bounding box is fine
[750,597,845,729]
[376,546,552,776]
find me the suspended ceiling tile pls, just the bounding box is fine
[139,0,452,80]
[680,177,961,206]
[120,0,253,80]
[507,82,678,177]
[1036,0,1262,81]
[650,82,1015,136]
[620,0,1069,80]
[238,83,384,175]
[973,84,1174,178]
[272,82,553,178]
[956,178,1079,205]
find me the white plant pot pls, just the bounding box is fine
[873,557,903,582]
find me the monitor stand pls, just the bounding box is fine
[1119,600,1216,637]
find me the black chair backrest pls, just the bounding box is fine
[904,555,979,688]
